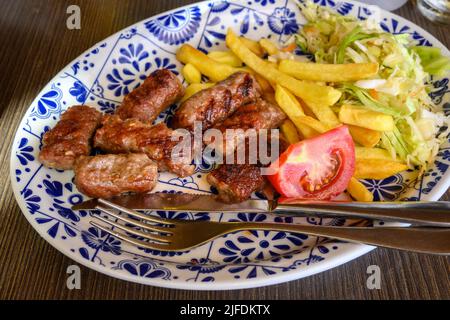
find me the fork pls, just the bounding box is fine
[91,199,450,255]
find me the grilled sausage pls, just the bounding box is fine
[94,115,195,177]
[172,72,261,131]
[116,69,184,123]
[74,153,158,199]
[38,105,102,170]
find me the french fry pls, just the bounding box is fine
[238,66,256,75]
[181,83,215,102]
[298,98,317,118]
[259,38,279,56]
[354,159,409,179]
[240,37,265,57]
[267,61,279,69]
[339,104,394,131]
[355,147,402,162]
[295,115,330,134]
[347,177,374,202]
[306,100,341,128]
[207,51,243,67]
[348,125,381,147]
[226,29,342,107]
[176,44,240,82]
[279,60,379,82]
[254,73,276,103]
[254,73,273,94]
[275,85,318,138]
[280,119,300,144]
[182,63,202,84]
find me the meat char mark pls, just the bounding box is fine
[74,153,158,199]
[116,69,184,124]
[207,164,266,203]
[172,72,261,131]
[38,105,102,170]
[94,115,194,177]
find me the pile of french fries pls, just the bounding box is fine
[176,29,410,202]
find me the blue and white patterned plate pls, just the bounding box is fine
[10,0,450,290]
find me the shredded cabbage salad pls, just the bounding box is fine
[295,2,450,172]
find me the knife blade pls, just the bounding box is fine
[72,193,271,213]
[71,193,450,227]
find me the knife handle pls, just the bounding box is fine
[273,200,450,227]
[228,223,450,255]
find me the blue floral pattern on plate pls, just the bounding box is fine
[9,0,450,290]
[30,83,63,119]
[145,6,202,45]
[268,7,299,35]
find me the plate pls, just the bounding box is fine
[10,0,450,290]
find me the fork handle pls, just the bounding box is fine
[228,223,450,255]
[273,200,450,227]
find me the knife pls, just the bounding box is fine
[72,193,450,227]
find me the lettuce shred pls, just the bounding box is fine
[411,46,450,77]
[296,1,450,171]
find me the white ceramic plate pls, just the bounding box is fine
[10,0,450,290]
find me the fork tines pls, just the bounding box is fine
[91,198,175,250]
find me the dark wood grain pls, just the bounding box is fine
[0,0,449,300]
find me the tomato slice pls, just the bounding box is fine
[267,125,355,199]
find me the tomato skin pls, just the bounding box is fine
[267,125,355,199]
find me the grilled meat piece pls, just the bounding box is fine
[214,98,286,132]
[206,133,289,203]
[205,98,286,161]
[205,98,287,203]
[74,153,158,199]
[207,164,266,203]
[94,115,195,177]
[222,132,290,166]
[116,69,184,123]
[172,72,261,131]
[38,105,102,170]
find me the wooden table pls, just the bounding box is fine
[0,0,449,300]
